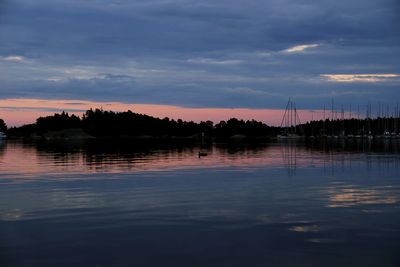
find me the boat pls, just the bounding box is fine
[277,133,303,139]
[198,151,208,157]
[277,99,303,140]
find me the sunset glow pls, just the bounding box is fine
[0,98,326,127]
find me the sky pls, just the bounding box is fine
[0,0,399,126]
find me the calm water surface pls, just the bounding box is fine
[0,140,400,266]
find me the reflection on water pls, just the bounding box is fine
[0,140,400,266]
[1,139,400,179]
[326,185,398,208]
[1,141,281,178]
[288,224,320,233]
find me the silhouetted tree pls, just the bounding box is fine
[6,124,37,137]
[0,118,6,132]
[36,111,81,134]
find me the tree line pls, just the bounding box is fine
[4,109,399,139]
[5,109,279,138]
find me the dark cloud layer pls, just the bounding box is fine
[0,0,399,110]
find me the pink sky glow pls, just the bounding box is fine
[0,98,330,127]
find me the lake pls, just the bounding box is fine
[1,139,400,266]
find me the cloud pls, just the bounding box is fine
[1,55,25,62]
[0,0,399,111]
[321,74,400,83]
[223,87,282,97]
[187,58,242,65]
[283,44,320,53]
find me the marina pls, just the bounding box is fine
[278,100,400,140]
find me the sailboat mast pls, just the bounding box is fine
[311,111,314,136]
[357,104,360,135]
[323,104,326,136]
[294,103,297,134]
[331,99,334,136]
[387,104,389,133]
[280,99,290,133]
[341,104,344,136]
[349,104,352,120]
[395,103,400,134]
[289,102,293,133]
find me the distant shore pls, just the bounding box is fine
[2,108,400,141]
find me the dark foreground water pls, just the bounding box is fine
[0,140,400,267]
